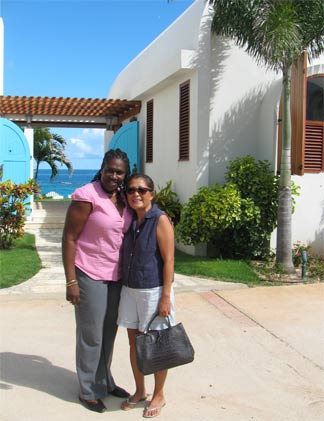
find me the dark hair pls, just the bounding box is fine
[92,148,131,183]
[126,173,155,191]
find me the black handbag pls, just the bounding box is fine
[135,312,195,375]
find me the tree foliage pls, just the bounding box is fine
[34,128,73,181]
[0,179,40,249]
[154,180,182,225]
[210,0,324,71]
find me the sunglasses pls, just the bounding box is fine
[126,187,153,195]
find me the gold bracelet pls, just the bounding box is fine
[66,280,78,288]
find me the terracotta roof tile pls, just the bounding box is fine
[0,95,140,117]
[0,95,141,125]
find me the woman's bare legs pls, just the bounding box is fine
[144,369,167,417]
[122,328,167,416]
[121,328,147,409]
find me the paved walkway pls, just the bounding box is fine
[0,229,323,421]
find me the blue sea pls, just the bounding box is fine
[35,169,98,198]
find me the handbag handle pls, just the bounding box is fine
[143,312,171,333]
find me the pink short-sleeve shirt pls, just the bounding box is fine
[71,181,133,281]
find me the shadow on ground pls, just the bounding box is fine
[0,352,78,402]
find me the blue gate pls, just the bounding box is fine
[109,121,139,173]
[0,118,30,183]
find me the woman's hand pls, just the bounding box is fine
[66,284,81,306]
[158,295,171,317]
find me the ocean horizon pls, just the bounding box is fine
[35,169,98,198]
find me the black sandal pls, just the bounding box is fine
[79,397,107,413]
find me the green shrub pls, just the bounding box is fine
[176,156,299,259]
[225,156,278,234]
[154,180,182,225]
[0,179,40,249]
[176,182,262,258]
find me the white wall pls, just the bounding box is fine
[208,37,279,184]
[292,174,324,255]
[257,79,282,167]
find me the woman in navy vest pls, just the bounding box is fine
[118,173,175,418]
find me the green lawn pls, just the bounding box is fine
[174,249,261,286]
[0,233,42,289]
[0,235,262,290]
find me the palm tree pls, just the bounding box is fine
[34,127,73,182]
[210,0,324,272]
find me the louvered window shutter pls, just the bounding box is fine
[291,54,307,175]
[179,81,190,161]
[304,74,324,172]
[146,99,153,163]
[304,122,324,172]
[277,54,306,174]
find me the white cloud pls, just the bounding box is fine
[70,137,94,154]
[80,128,105,139]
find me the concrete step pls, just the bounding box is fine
[25,201,70,230]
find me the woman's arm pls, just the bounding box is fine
[156,214,175,317]
[62,200,92,304]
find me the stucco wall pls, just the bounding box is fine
[292,174,324,255]
[208,36,279,184]
[109,0,324,256]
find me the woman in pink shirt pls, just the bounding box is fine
[62,149,133,413]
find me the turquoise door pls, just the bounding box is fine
[109,121,139,173]
[0,118,30,183]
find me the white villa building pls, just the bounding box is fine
[109,0,324,256]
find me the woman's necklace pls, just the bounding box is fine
[107,191,124,216]
[107,191,118,206]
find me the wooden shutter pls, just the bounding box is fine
[304,122,324,172]
[277,54,307,174]
[290,53,307,175]
[146,99,153,163]
[179,80,190,161]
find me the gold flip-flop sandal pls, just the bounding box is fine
[121,396,147,411]
[143,403,166,418]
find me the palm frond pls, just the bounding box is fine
[33,127,73,179]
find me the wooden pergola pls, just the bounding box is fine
[0,95,141,129]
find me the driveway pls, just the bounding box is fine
[1,283,323,421]
[0,228,323,420]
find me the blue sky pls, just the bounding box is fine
[1,0,196,169]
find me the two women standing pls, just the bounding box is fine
[62,149,174,418]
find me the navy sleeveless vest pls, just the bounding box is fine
[121,204,164,289]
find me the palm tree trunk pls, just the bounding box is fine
[276,65,295,273]
[34,161,40,182]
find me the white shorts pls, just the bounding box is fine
[117,285,175,332]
